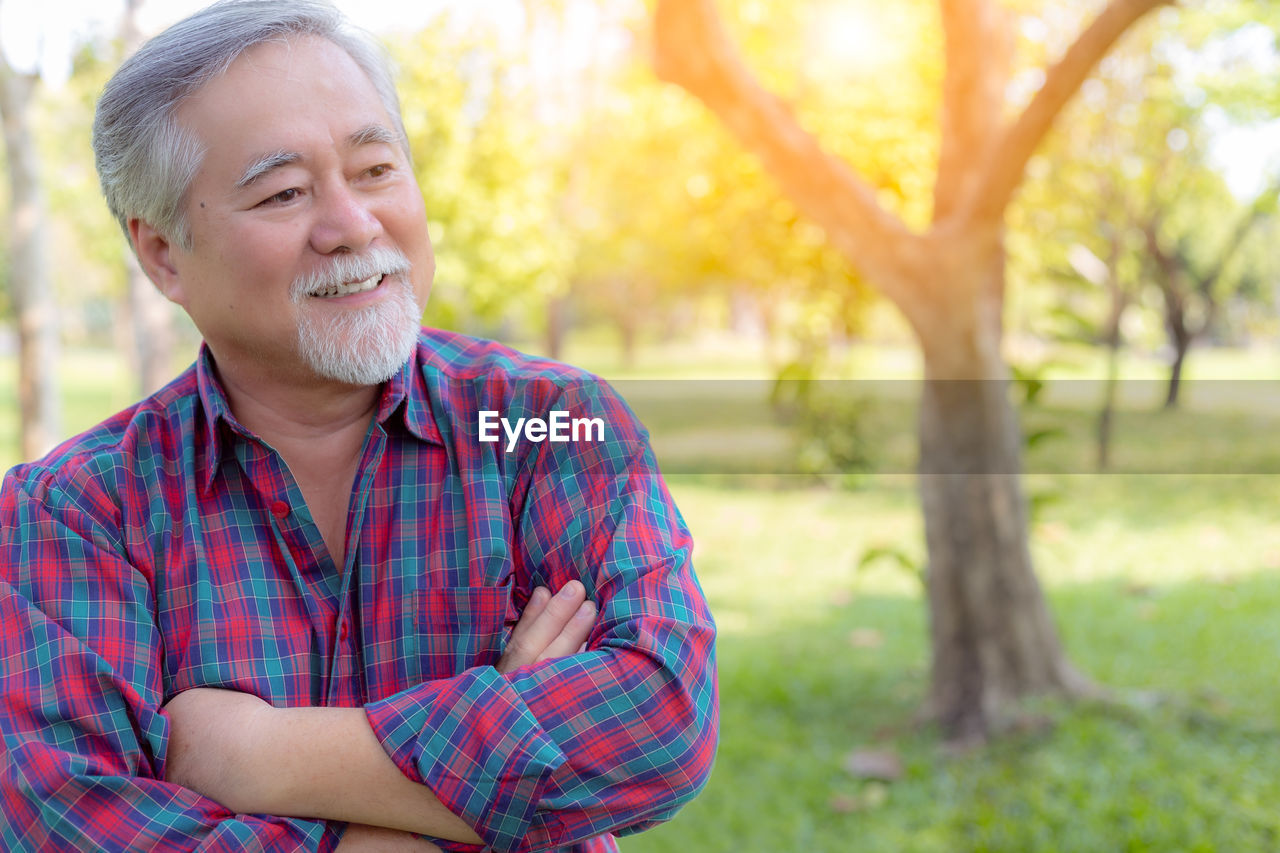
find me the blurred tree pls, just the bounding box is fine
[40,36,130,349]
[0,0,60,461]
[1015,12,1278,416]
[652,0,1179,741]
[392,21,572,341]
[519,0,598,360]
[1144,173,1277,408]
[118,0,180,397]
[1015,121,1144,472]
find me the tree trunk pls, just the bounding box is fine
[1097,286,1127,470]
[912,242,1087,741]
[617,310,638,371]
[0,65,60,461]
[544,292,569,362]
[1159,285,1190,410]
[919,392,1083,739]
[1164,331,1189,410]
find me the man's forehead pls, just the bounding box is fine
[174,35,399,185]
[177,34,381,129]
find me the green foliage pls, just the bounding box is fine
[390,21,572,333]
[1009,4,1276,355]
[37,38,129,327]
[1174,1,1280,120]
[856,544,925,588]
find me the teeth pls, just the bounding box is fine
[314,274,383,298]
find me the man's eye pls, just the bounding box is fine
[367,164,392,178]
[260,187,300,206]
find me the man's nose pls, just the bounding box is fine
[310,183,381,254]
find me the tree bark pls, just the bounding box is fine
[653,0,1167,740]
[1164,329,1189,409]
[968,0,1175,222]
[1083,226,1127,470]
[0,52,60,461]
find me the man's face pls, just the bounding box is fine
[163,34,433,388]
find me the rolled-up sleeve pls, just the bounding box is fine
[366,380,718,852]
[0,471,340,852]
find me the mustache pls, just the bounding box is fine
[290,246,412,300]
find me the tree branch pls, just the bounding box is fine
[934,0,1013,222]
[651,0,922,308]
[969,0,1173,222]
[1195,175,1279,292]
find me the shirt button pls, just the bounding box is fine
[339,619,349,642]
[269,500,290,519]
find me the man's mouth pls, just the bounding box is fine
[313,273,385,299]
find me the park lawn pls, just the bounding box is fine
[3,345,1280,850]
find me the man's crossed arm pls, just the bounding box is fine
[162,582,598,851]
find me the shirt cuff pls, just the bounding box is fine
[365,665,568,852]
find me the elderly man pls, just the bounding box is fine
[0,1,717,851]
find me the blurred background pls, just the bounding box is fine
[3,0,1280,849]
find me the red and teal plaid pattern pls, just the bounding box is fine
[0,328,718,852]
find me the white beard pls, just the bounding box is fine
[291,247,421,386]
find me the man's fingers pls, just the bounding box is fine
[506,586,551,648]
[536,600,597,662]
[519,581,585,657]
[497,586,551,673]
[497,581,593,673]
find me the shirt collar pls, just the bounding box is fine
[196,344,235,494]
[384,336,443,446]
[195,339,442,493]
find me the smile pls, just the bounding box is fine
[313,274,385,298]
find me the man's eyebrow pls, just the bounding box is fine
[236,150,301,190]
[347,123,402,148]
[234,126,400,190]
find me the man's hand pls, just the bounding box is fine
[497,580,597,673]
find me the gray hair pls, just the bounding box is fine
[92,0,407,252]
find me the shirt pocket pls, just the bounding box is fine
[413,583,517,680]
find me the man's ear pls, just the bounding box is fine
[129,218,187,306]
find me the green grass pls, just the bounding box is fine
[4,343,1280,850]
[626,476,1280,852]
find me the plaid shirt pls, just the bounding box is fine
[0,328,717,852]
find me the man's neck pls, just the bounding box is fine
[214,355,381,456]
